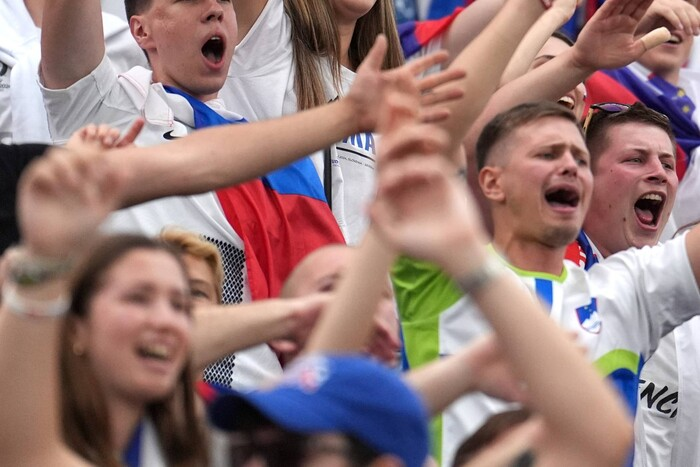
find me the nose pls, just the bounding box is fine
[560,151,579,177]
[646,157,669,185]
[203,0,224,22]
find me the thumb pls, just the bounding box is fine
[360,34,388,72]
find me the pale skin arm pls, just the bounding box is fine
[0,148,125,465]
[464,0,671,159]
[439,0,506,67]
[404,334,527,415]
[499,0,578,85]
[40,0,105,89]
[369,155,632,466]
[68,37,458,207]
[191,294,326,371]
[304,73,449,355]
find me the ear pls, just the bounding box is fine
[130,15,153,50]
[478,166,505,203]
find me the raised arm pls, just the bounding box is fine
[498,0,578,85]
[369,153,632,466]
[90,37,455,207]
[465,0,671,154]
[191,294,326,371]
[303,71,448,355]
[436,0,548,160]
[0,147,124,465]
[40,0,106,89]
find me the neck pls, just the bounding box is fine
[24,0,44,26]
[492,230,567,276]
[107,397,145,455]
[337,20,356,70]
[152,71,218,102]
[656,68,681,86]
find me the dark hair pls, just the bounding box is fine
[124,0,151,20]
[585,102,676,168]
[61,234,208,466]
[475,102,583,170]
[452,409,532,467]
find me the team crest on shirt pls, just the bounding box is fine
[575,298,601,334]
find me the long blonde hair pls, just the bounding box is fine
[284,0,404,111]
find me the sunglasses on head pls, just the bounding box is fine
[582,102,670,133]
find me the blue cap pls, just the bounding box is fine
[203,354,429,467]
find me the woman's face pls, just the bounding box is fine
[73,248,193,406]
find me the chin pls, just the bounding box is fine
[541,224,580,248]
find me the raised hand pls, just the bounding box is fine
[638,0,700,36]
[371,152,486,272]
[66,118,145,151]
[17,147,126,258]
[268,293,328,363]
[348,35,466,131]
[462,335,528,403]
[572,0,672,72]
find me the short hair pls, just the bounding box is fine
[159,228,224,303]
[475,102,582,170]
[124,0,151,20]
[585,102,676,168]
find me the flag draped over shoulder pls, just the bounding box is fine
[164,86,345,300]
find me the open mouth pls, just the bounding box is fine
[137,343,172,362]
[557,96,575,111]
[201,36,225,64]
[634,193,665,227]
[667,33,682,45]
[545,186,580,209]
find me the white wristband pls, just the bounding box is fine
[1,281,70,318]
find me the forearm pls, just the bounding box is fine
[118,99,362,206]
[464,48,591,157]
[191,300,291,370]
[440,0,545,155]
[404,348,476,415]
[500,11,569,85]
[0,277,67,458]
[304,229,395,354]
[441,0,507,65]
[41,0,105,89]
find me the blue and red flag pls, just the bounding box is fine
[398,6,464,58]
[164,86,345,300]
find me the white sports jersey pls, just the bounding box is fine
[393,235,700,466]
[0,0,145,144]
[220,0,376,244]
[40,55,283,390]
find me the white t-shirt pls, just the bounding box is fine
[393,235,700,466]
[220,0,377,245]
[40,55,282,390]
[0,1,146,144]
